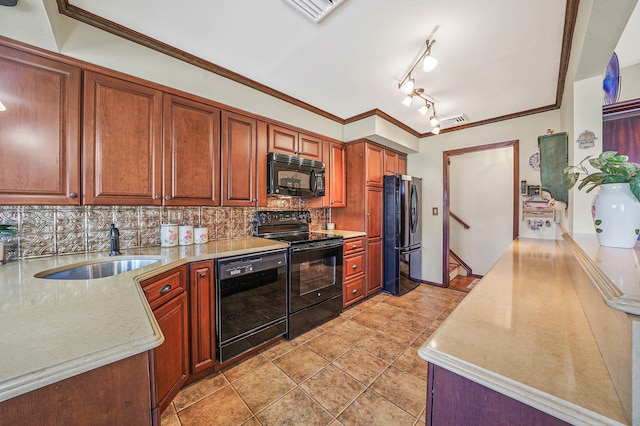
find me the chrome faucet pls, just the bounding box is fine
[109,223,121,256]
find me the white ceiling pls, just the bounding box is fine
[64,0,633,135]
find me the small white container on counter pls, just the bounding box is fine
[194,227,208,244]
[178,225,194,245]
[160,224,178,247]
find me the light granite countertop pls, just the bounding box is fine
[0,237,288,403]
[563,232,640,315]
[418,237,628,426]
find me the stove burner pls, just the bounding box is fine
[255,210,341,246]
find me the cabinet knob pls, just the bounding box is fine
[200,273,206,278]
[68,192,77,198]
[352,289,358,294]
[154,195,161,199]
[159,284,172,294]
[352,264,358,270]
[165,195,172,200]
[351,244,358,249]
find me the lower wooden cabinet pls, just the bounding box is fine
[189,260,216,375]
[141,266,189,419]
[343,236,366,307]
[427,364,570,425]
[366,238,383,295]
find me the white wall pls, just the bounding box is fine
[407,110,561,284]
[620,63,640,102]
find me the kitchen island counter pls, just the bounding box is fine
[418,237,628,425]
[0,237,288,403]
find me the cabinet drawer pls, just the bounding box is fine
[344,237,365,255]
[141,266,187,309]
[344,276,365,307]
[344,253,365,279]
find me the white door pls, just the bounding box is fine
[449,147,514,275]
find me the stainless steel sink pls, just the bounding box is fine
[35,258,160,280]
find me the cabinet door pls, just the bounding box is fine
[268,124,298,156]
[366,239,383,295]
[83,72,163,205]
[151,291,189,415]
[365,144,384,187]
[384,149,398,176]
[221,111,258,206]
[298,133,323,161]
[0,45,81,205]
[398,154,408,175]
[366,186,383,239]
[163,94,220,206]
[329,141,346,208]
[189,261,216,374]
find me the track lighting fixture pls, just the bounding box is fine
[397,39,441,134]
[0,100,5,112]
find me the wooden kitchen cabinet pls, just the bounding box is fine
[0,45,81,205]
[333,140,397,297]
[328,141,346,208]
[141,266,189,418]
[365,143,384,187]
[427,364,569,425]
[398,154,408,175]
[268,124,323,161]
[188,260,216,376]
[163,93,220,206]
[221,111,267,207]
[383,149,398,176]
[343,236,365,307]
[83,71,163,205]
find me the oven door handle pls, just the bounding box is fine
[290,241,343,252]
[309,169,318,195]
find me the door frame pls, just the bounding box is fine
[442,140,520,287]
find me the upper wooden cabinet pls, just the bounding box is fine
[328,141,346,208]
[365,144,384,187]
[83,71,163,205]
[0,45,81,205]
[398,154,408,175]
[221,111,267,207]
[268,124,323,161]
[163,94,220,206]
[383,149,398,176]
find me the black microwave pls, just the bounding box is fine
[267,152,325,197]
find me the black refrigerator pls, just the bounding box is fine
[383,174,422,296]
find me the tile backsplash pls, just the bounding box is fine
[0,197,328,261]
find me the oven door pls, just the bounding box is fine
[289,241,343,313]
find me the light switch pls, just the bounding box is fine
[432,207,438,216]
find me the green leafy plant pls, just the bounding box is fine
[564,151,640,202]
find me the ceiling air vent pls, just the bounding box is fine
[439,114,467,128]
[283,0,347,23]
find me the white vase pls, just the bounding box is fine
[592,183,640,248]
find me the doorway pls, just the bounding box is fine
[442,141,519,287]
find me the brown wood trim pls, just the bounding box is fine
[56,0,344,124]
[450,212,470,230]
[54,0,578,138]
[449,250,473,277]
[443,140,519,286]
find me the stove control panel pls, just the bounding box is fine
[257,210,311,225]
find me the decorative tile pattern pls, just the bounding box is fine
[4,203,317,260]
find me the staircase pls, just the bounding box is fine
[449,252,470,281]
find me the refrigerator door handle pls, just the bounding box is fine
[400,246,421,255]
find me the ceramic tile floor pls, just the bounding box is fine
[161,284,466,426]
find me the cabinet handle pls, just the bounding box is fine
[68,192,77,198]
[200,273,206,278]
[165,195,172,200]
[351,244,358,249]
[154,195,161,199]
[330,201,334,205]
[352,288,358,294]
[352,264,358,270]
[159,284,172,294]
